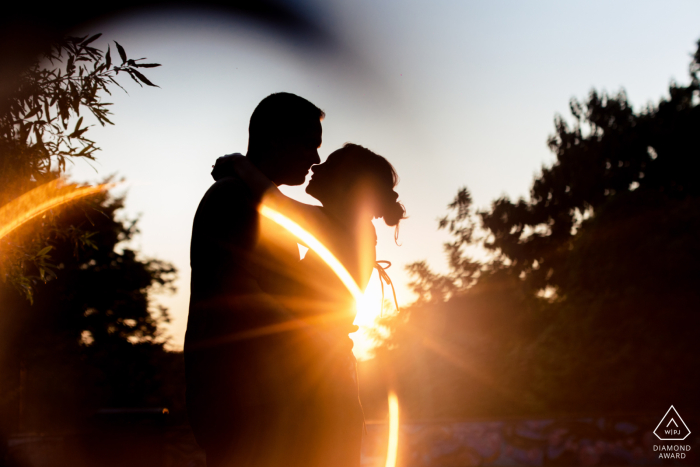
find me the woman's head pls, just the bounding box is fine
[306,143,406,239]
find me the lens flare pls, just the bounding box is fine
[0,179,110,240]
[386,391,400,467]
[259,204,363,302]
[259,202,400,466]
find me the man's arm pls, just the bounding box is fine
[187,177,294,350]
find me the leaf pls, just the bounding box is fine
[105,46,111,69]
[83,33,102,46]
[126,71,143,87]
[37,246,53,256]
[70,116,85,137]
[115,41,127,64]
[69,82,80,113]
[24,106,41,119]
[130,69,159,87]
[133,63,161,68]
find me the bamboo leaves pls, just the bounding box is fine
[0,33,161,300]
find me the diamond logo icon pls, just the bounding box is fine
[654,406,691,441]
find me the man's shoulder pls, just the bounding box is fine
[198,176,257,211]
[192,177,259,233]
[204,176,251,199]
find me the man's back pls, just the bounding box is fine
[185,92,329,466]
[185,174,317,462]
[186,176,257,444]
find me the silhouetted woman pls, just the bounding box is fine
[290,143,406,467]
[213,143,405,467]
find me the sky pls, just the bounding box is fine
[68,0,700,352]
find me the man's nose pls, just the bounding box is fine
[311,150,321,165]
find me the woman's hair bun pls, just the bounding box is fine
[339,143,407,241]
[381,191,405,227]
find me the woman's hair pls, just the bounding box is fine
[337,143,407,241]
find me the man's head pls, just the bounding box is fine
[247,93,324,186]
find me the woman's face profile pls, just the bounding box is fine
[306,149,346,205]
[307,149,382,218]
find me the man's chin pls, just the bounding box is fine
[280,174,308,186]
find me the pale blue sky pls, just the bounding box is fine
[70,0,700,348]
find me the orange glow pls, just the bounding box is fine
[259,204,364,302]
[259,202,401,464]
[0,179,109,240]
[352,269,387,360]
[260,192,395,360]
[386,390,400,467]
[259,201,382,359]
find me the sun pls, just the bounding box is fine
[351,268,393,361]
[259,198,395,361]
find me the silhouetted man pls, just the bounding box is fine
[185,93,324,466]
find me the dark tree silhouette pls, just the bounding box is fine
[0,34,160,300]
[481,40,700,293]
[0,186,181,434]
[372,39,700,418]
[476,39,700,413]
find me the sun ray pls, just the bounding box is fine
[386,390,400,467]
[0,179,111,240]
[259,204,364,302]
[259,201,400,466]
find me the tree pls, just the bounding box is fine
[480,40,700,294]
[404,188,481,304]
[0,185,179,433]
[375,39,700,417]
[0,34,160,300]
[476,39,700,412]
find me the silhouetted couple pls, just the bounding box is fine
[185,93,405,467]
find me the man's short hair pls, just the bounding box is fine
[248,93,325,151]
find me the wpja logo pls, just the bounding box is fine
[653,405,692,460]
[654,405,691,441]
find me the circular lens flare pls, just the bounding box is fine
[0,179,111,240]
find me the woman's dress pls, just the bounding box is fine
[268,205,375,467]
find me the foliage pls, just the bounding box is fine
[0,186,179,432]
[480,40,699,293]
[375,39,700,418]
[0,34,160,300]
[365,264,542,420]
[405,188,481,304]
